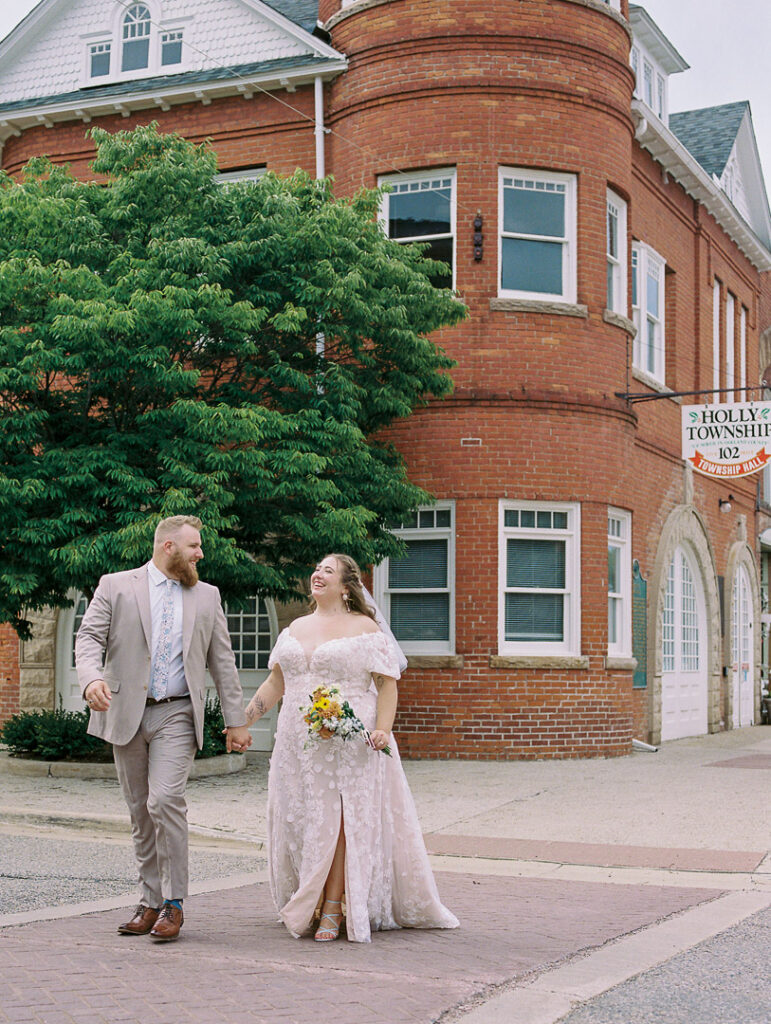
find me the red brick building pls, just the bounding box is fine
[1,0,770,757]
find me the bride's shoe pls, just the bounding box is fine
[314,899,343,942]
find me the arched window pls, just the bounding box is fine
[122,4,152,73]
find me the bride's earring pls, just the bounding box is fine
[343,593,350,610]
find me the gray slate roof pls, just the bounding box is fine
[670,101,749,178]
[262,1,319,33]
[0,54,334,115]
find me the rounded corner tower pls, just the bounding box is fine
[322,0,643,758]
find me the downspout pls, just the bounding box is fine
[314,75,326,180]
[314,75,326,366]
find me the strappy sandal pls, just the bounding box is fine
[314,899,343,942]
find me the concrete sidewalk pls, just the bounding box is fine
[1,727,770,1024]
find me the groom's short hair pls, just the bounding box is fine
[154,515,203,546]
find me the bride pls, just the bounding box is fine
[244,553,459,943]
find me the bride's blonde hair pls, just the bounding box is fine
[309,553,377,620]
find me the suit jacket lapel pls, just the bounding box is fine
[132,567,152,652]
[182,583,197,659]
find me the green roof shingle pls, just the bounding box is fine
[670,101,749,178]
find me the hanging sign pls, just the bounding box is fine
[682,401,771,478]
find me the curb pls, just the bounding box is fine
[452,890,771,1024]
[0,751,247,780]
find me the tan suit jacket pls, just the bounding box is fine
[75,564,246,748]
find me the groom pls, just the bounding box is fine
[75,515,252,941]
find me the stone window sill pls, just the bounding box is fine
[631,368,681,402]
[603,309,637,336]
[489,655,590,670]
[605,656,638,671]
[406,655,464,670]
[490,298,589,318]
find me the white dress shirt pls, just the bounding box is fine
[147,560,188,698]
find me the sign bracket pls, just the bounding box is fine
[616,385,766,405]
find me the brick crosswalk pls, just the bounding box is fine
[0,874,720,1024]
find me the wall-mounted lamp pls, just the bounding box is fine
[718,494,735,512]
[473,212,483,261]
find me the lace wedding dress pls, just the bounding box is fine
[266,628,459,943]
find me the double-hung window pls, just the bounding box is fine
[379,170,456,289]
[606,190,627,315]
[608,510,632,658]
[499,169,576,302]
[374,504,454,654]
[725,292,736,397]
[632,242,665,382]
[499,502,580,656]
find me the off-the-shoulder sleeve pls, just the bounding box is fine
[368,630,402,680]
[268,628,287,671]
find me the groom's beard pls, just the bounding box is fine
[168,551,199,587]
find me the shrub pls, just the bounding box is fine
[197,695,231,760]
[0,706,111,761]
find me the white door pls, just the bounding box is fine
[55,591,89,712]
[220,596,279,752]
[661,547,708,741]
[732,566,755,727]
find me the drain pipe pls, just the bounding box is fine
[632,738,659,752]
[314,75,326,180]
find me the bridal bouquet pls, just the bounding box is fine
[301,686,391,756]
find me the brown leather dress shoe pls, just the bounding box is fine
[150,903,184,942]
[117,904,159,935]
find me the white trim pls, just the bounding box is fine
[373,501,455,656]
[498,500,581,657]
[632,241,666,384]
[608,508,632,659]
[740,305,747,390]
[378,168,457,291]
[713,278,721,397]
[632,100,771,271]
[498,168,577,303]
[725,291,736,396]
[606,188,627,316]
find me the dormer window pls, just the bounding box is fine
[628,7,689,128]
[122,4,152,72]
[89,41,111,78]
[161,30,184,67]
[83,4,188,84]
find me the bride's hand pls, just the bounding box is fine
[369,729,389,751]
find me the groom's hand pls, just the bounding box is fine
[225,725,252,754]
[84,679,112,712]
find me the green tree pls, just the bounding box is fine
[0,124,465,636]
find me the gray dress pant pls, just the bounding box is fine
[113,699,197,907]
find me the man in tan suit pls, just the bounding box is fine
[76,515,252,942]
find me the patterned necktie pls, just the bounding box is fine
[149,579,175,700]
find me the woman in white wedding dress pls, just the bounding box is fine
[244,553,459,943]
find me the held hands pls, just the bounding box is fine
[84,680,112,712]
[224,725,253,754]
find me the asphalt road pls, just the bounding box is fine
[0,820,261,915]
[557,906,771,1024]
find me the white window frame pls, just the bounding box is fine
[373,502,455,656]
[215,167,267,185]
[713,278,721,398]
[726,292,736,396]
[606,189,627,316]
[498,500,580,657]
[631,44,668,124]
[740,305,747,390]
[632,241,666,383]
[378,168,457,290]
[498,168,577,303]
[608,509,632,659]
